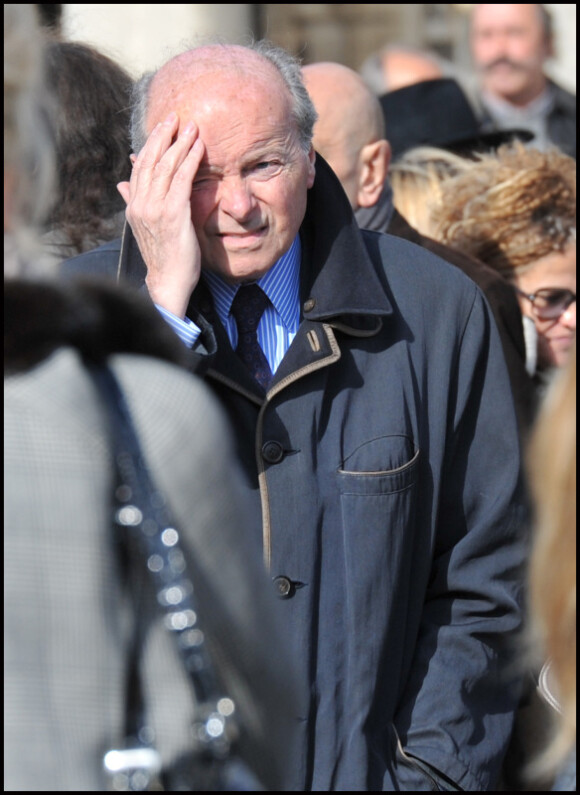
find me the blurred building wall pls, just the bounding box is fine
[60,4,575,93]
[545,3,576,93]
[61,4,257,77]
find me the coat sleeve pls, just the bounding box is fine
[393,287,530,791]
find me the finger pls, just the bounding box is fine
[129,112,180,194]
[131,117,202,204]
[146,119,203,200]
[162,124,205,204]
[134,112,178,169]
[116,180,130,205]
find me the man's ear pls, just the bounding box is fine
[357,139,391,208]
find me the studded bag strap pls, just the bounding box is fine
[84,358,265,791]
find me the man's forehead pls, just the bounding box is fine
[148,48,284,126]
[152,46,278,97]
[472,3,541,29]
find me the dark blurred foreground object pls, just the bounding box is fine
[380,77,534,161]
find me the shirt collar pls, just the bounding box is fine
[202,235,301,332]
[481,84,555,121]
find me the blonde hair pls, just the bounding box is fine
[526,341,576,778]
[4,4,57,276]
[431,142,576,278]
[389,146,472,239]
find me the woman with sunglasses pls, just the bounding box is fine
[432,140,575,424]
[430,139,575,791]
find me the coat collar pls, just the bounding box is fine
[297,154,393,325]
[117,154,393,331]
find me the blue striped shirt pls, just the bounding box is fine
[155,235,301,374]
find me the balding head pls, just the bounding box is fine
[302,61,390,209]
[302,62,385,151]
[130,41,318,156]
[381,47,444,92]
[147,45,291,144]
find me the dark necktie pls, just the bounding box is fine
[230,284,273,390]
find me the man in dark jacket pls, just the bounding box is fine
[302,60,537,442]
[469,4,576,159]
[63,40,527,791]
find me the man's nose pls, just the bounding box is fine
[218,176,256,219]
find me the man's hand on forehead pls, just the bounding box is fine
[117,111,205,319]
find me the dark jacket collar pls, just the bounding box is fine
[117,154,393,328]
[296,154,392,321]
[547,78,576,113]
[5,277,187,375]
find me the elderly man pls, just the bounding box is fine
[64,40,527,791]
[469,3,576,158]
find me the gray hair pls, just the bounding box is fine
[130,39,318,156]
[470,5,553,42]
[537,4,554,42]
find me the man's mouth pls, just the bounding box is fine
[485,59,522,73]
[220,222,266,234]
[217,227,267,247]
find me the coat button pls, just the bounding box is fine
[262,440,284,463]
[303,297,316,313]
[273,576,295,599]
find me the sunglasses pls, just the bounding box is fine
[514,286,576,320]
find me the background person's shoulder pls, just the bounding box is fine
[60,238,123,281]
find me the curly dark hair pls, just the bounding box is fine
[44,39,133,255]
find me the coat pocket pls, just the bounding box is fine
[337,434,420,503]
[338,434,419,494]
[336,436,421,642]
[337,434,420,547]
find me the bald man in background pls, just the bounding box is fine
[302,61,536,441]
[302,62,390,215]
[359,43,447,95]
